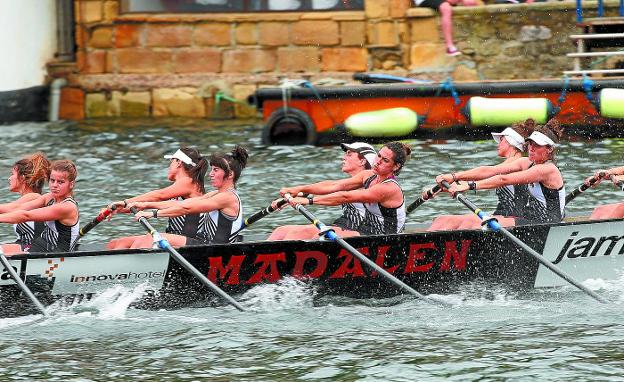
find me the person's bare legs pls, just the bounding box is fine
[281,225,361,240]
[1,244,24,256]
[268,225,300,241]
[129,233,187,249]
[590,203,624,220]
[428,214,468,231]
[282,225,327,240]
[439,0,477,53]
[107,236,142,250]
[439,1,456,51]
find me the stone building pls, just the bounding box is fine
[52,0,620,120]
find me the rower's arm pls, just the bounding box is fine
[281,170,371,196]
[606,166,624,176]
[454,158,529,181]
[154,193,234,217]
[0,193,44,214]
[133,199,180,210]
[474,163,560,190]
[3,194,50,213]
[0,201,76,225]
[126,181,194,204]
[312,182,399,207]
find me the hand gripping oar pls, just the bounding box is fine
[229,199,288,241]
[130,207,245,312]
[565,172,606,204]
[407,185,441,215]
[608,174,624,191]
[0,248,47,316]
[441,181,608,304]
[284,194,451,306]
[78,205,117,238]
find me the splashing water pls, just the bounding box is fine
[45,283,154,320]
[239,277,316,311]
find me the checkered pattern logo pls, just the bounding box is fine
[44,258,64,280]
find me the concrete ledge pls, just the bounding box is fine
[407,0,620,18]
[71,72,361,92]
[113,11,366,24]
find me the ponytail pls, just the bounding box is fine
[13,152,51,193]
[179,146,208,193]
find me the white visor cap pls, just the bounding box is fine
[340,142,377,168]
[526,131,556,147]
[164,149,197,167]
[491,127,525,151]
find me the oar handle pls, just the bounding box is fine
[440,181,608,304]
[129,207,245,312]
[565,171,606,204]
[229,198,288,241]
[79,205,117,237]
[244,198,287,226]
[283,194,450,306]
[407,184,441,214]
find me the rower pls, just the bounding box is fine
[129,145,248,248]
[428,119,535,231]
[585,166,624,219]
[282,141,410,236]
[0,152,51,251]
[105,146,208,250]
[268,142,377,240]
[0,160,80,255]
[445,119,566,228]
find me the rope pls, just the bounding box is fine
[301,81,339,125]
[420,77,460,125]
[556,75,570,108]
[214,91,246,115]
[582,74,596,103]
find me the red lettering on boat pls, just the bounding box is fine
[329,248,366,279]
[293,250,328,279]
[371,245,399,276]
[440,240,471,271]
[207,255,245,285]
[404,243,436,273]
[246,253,287,284]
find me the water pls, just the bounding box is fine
[1,120,624,380]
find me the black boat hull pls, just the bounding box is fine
[2,218,622,316]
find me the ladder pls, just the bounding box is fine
[566,19,624,76]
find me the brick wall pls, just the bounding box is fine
[56,0,621,119]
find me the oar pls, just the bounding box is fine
[441,180,608,304]
[283,193,451,306]
[565,172,606,204]
[407,185,441,214]
[129,207,245,312]
[78,205,117,238]
[229,198,287,241]
[0,248,47,316]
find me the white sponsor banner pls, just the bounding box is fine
[535,220,624,287]
[0,259,22,285]
[25,252,170,295]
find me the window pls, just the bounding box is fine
[120,0,365,13]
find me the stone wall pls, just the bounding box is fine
[54,0,622,119]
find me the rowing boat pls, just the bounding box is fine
[1,216,621,317]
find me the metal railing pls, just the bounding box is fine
[576,0,624,22]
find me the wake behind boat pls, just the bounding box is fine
[1,216,621,317]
